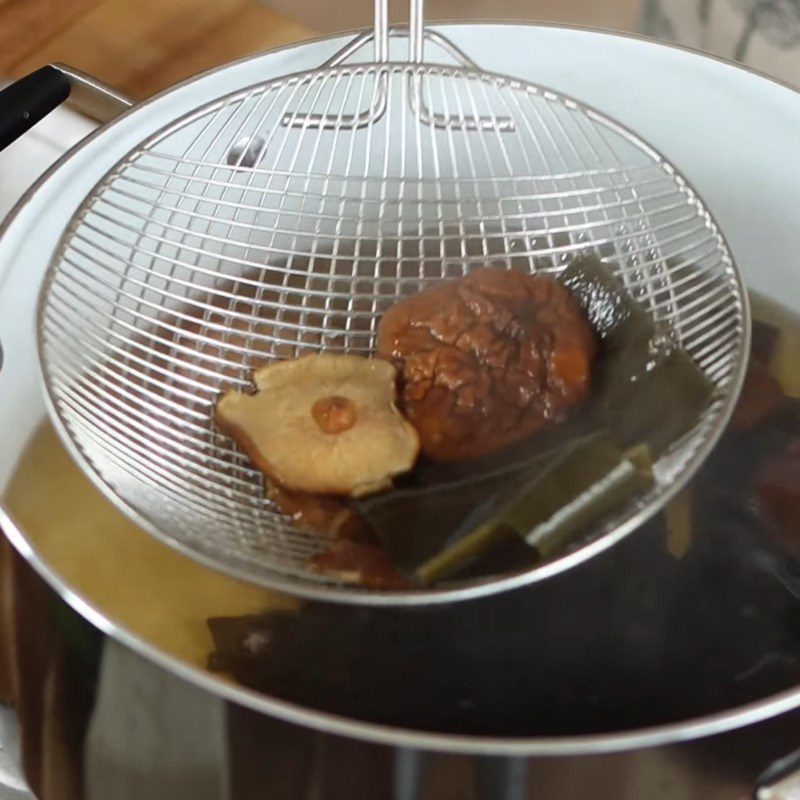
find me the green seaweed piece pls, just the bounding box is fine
[527,441,653,559]
[415,436,653,585]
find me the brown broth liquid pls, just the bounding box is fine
[1,423,296,669]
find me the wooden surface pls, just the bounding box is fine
[0,0,638,101]
[0,0,313,100]
[268,0,641,42]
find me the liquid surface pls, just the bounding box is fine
[2,424,295,668]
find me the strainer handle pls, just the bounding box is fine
[0,64,131,153]
[283,0,513,131]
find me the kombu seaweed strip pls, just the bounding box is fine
[562,255,715,456]
[415,436,653,585]
[355,442,565,573]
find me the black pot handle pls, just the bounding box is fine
[0,64,132,153]
[0,66,71,151]
[0,64,131,376]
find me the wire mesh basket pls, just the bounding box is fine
[37,1,749,604]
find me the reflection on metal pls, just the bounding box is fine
[758,771,800,799]
[476,757,528,800]
[393,748,423,800]
[53,64,132,124]
[757,748,800,800]
[226,135,267,168]
[85,640,229,800]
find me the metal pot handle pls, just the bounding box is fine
[755,748,800,799]
[0,63,132,152]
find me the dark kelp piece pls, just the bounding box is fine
[596,347,714,455]
[751,317,781,364]
[560,253,650,343]
[562,255,715,456]
[359,255,712,584]
[731,361,789,431]
[355,443,565,574]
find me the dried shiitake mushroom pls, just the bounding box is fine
[265,480,373,541]
[215,353,419,497]
[377,267,597,461]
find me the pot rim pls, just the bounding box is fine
[1,22,799,755]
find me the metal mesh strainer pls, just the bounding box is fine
[37,1,749,604]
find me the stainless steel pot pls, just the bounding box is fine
[2,22,800,800]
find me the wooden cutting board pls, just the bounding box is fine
[0,0,312,100]
[266,0,640,38]
[0,0,639,101]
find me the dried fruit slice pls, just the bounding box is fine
[215,353,419,497]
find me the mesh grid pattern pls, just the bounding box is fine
[38,62,747,602]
